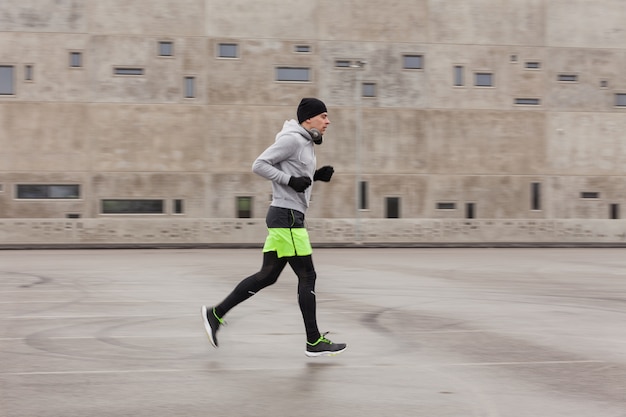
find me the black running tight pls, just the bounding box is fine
[215,251,321,343]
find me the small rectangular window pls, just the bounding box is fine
[475,72,493,87]
[580,192,599,199]
[362,82,376,97]
[510,54,518,63]
[69,52,82,68]
[436,202,456,210]
[600,80,609,89]
[0,65,14,95]
[465,202,475,219]
[101,199,164,214]
[515,98,541,105]
[385,197,400,219]
[66,213,81,219]
[531,182,541,210]
[237,196,253,218]
[276,67,310,82]
[184,76,195,98]
[610,203,620,219]
[558,74,578,82]
[218,43,238,58]
[453,65,464,86]
[295,45,311,53]
[24,64,34,81]
[615,93,626,107]
[114,67,144,76]
[403,54,423,69]
[158,41,174,57]
[525,61,541,69]
[16,184,80,199]
[335,60,351,68]
[358,181,369,210]
[173,199,184,214]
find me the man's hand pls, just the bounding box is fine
[288,176,312,192]
[314,165,334,182]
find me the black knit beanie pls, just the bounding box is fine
[297,98,327,123]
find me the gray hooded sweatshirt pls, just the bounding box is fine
[252,119,317,214]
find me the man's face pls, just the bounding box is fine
[308,112,330,134]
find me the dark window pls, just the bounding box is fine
[515,98,541,105]
[66,213,81,219]
[610,203,620,219]
[114,68,144,76]
[295,45,311,53]
[276,67,310,82]
[173,199,184,214]
[335,60,351,68]
[465,203,475,219]
[525,61,541,69]
[158,41,173,57]
[385,197,400,218]
[475,72,493,87]
[184,76,195,98]
[531,182,541,210]
[16,184,80,199]
[218,43,238,58]
[615,94,626,107]
[558,74,578,82]
[453,65,464,86]
[70,52,82,68]
[362,82,376,97]
[0,65,14,95]
[237,196,252,218]
[403,55,423,69]
[101,199,164,214]
[581,192,599,199]
[24,64,34,81]
[436,202,456,210]
[358,181,368,210]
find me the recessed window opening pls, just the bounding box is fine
[610,203,620,219]
[69,52,82,68]
[158,41,174,57]
[0,65,15,95]
[362,82,376,97]
[114,67,144,76]
[531,182,541,210]
[600,80,609,89]
[295,45,311,53]
[385,197,400,219]
[173,199,184,214]
[358,181,369,210]
[475,72,493,87]
[101,199,164,214]
[403,55,423,69]
[16,184,80,199]
[437,202,456,210]
[453,65,464,86]
[237,196,253,218]
[465,203,475,219]
[218,43,238,58]
[525,61,541,69]
[580,192,599,199]
[66,213,81,219]
[510,55,518,63]
[276,67,310,82]
[184,76,195,98]
[515,98,541,105]
[558,74,578,82]
[335,60,351,68]
[24,64,34,81]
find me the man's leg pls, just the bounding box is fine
[288,255,320,343]
[202,251,287,347]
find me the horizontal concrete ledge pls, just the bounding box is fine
[3,242,626,250]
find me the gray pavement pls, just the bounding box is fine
[1,248,626,417]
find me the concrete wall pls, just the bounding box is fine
[1,0,626,245]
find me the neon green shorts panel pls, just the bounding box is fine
[263,228,313,258]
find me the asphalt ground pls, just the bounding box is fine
[1,248,625,417]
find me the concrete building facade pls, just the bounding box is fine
[2,0,626,246]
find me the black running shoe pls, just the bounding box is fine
[201,305,224,348]
[305,333,347,357]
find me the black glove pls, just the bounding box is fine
[314,165,334,182]
[288,176,312,192]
